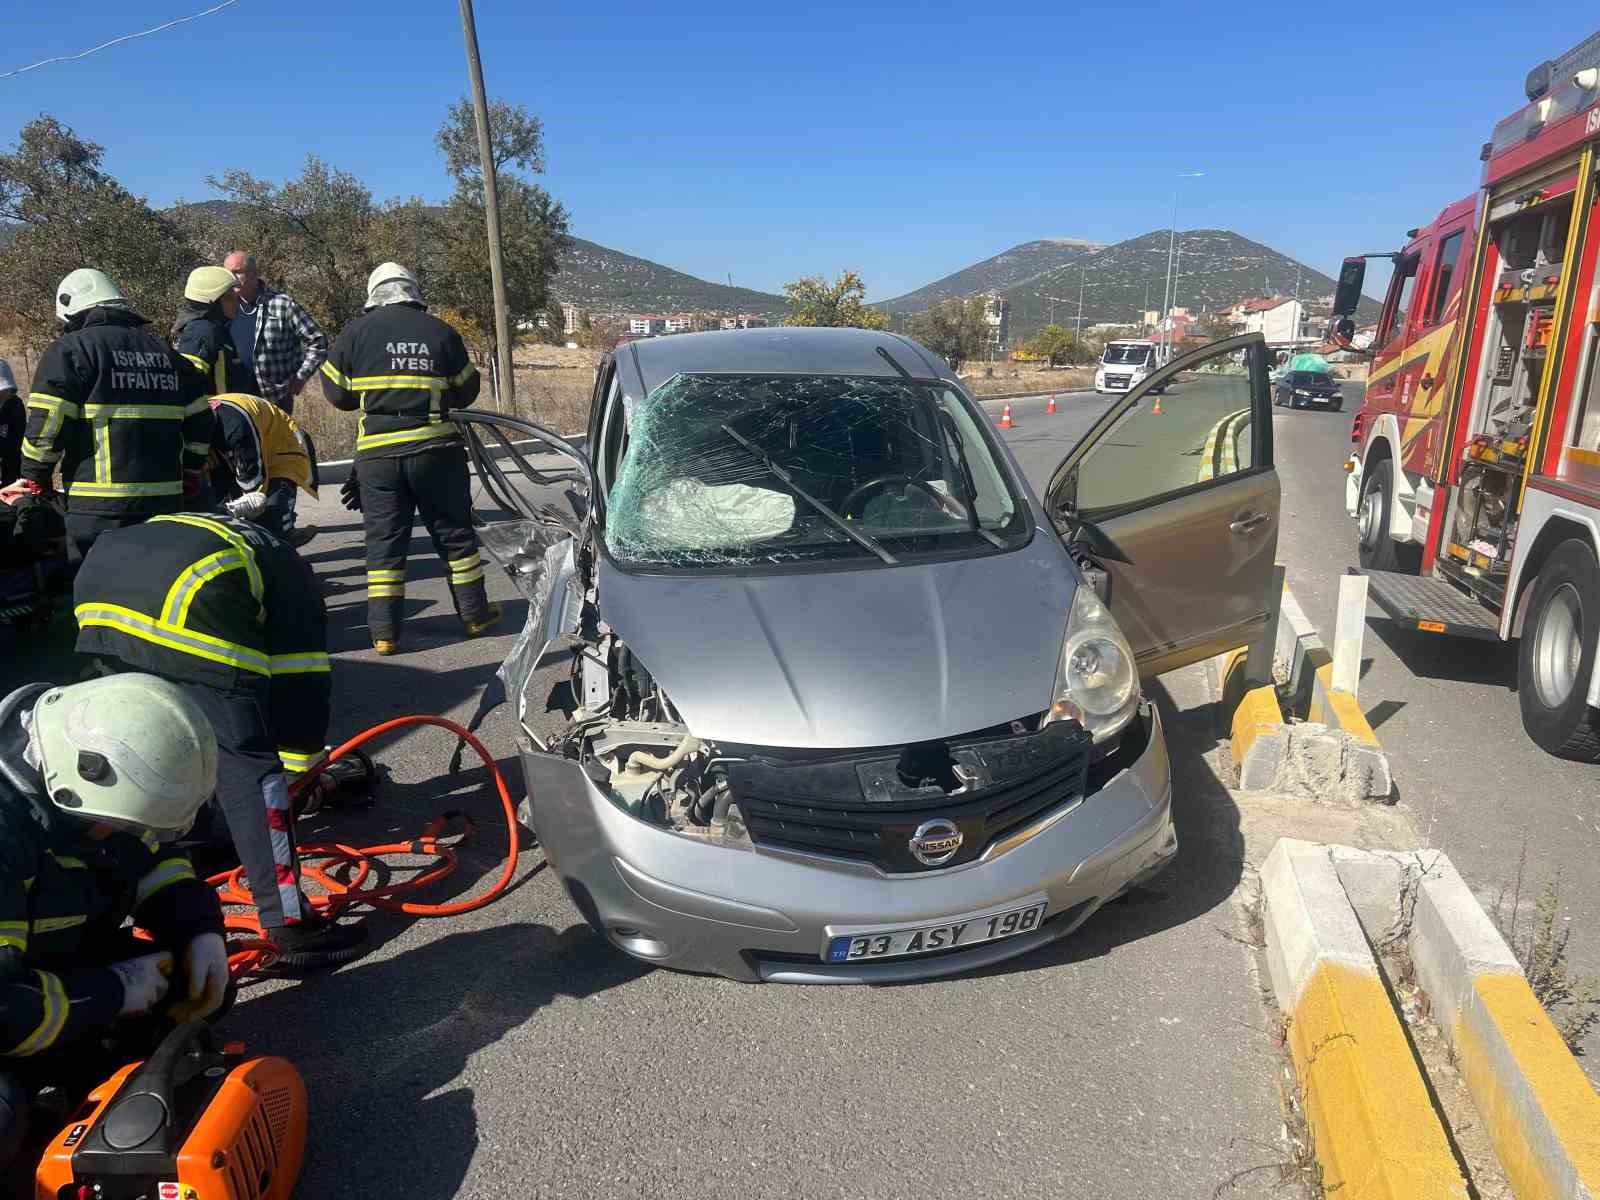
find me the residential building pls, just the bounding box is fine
[562,303,583,336]
[718,313,770,330]
[629,315,667,337]
[663,313,696,334]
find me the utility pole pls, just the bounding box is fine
[458,0,514,407]
[1075,263,1086,345]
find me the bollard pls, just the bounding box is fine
[1332,574,1368,697]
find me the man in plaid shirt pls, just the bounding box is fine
[222,251,328,417]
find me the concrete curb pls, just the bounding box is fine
[1267,839,1600,1199]
[1261,839,1469,1198]
[1205,579,1392,801]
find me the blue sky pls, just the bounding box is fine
[1,2,1594,301]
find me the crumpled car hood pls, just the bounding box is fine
[596,542,1074,748]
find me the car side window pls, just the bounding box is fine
[1424,232,1465,327]
[1379,256,1419,348]
[1071,346,1258,516]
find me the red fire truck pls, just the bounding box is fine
[1330,30,1600,760]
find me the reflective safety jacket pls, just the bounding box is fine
[319,302,479,459]
[173,306,243,397]
[21,307,214,515]
[0,684,224,1060]
[72,513,331,769]
[211,393,317,498]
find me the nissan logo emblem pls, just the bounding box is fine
[909,818,963,867]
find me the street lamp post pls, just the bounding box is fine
[1159,171,1205,361]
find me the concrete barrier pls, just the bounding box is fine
[1261,839,1469,1198]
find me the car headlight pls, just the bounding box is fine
[1044,585,1139,742]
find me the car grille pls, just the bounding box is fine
[1104,373,1130,388]
[727,721,1094,873]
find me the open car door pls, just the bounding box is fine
[1042,332,1279,678]
[452,409,595,721]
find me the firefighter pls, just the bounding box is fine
[207,392,319,543]
[320,263,497,654]
[72,512,367,971]
[0,673,228,1173]
[171,266,243,396]
[14,269,213,562]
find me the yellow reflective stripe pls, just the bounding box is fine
[277,746,326,772]
[161,548,246,627]
[149,515,264,605]
[184,396,212,417]
[20,438,61,463]
[10,971,67,1056]
[0,920,27,952]
[448,553,484,585]
[27,392,74,410]
[135,857,195,905]
[138,830,159,852]
[355,423,457,452]
[181,352,210,375]
[349,375,448,389]
[65,480,185,498]
[214,356,226,394]
[367,586,404,598]
[47,854,86,870]
[185,440,213,456]
[31,914,85,934]
[83,404,187,419]
[366,568,405,581]
[269,651,331,675]
[320,360,354,389]
[74,602,270,675]
[449,363,478,386]
[94,423,110,483]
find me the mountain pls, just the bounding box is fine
[553,237,786,316]
[879,238,1104,314]
[886,229,1384,335]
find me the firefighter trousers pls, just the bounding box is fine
[66,498,183,564]
[178,683,304,930]
[358,443,489,642]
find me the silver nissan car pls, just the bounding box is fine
[463,327,1279,982]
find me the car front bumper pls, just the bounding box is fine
[519,704,1176,983]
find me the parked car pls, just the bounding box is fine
[462,327,1280,982]
[1274,367,1343,410]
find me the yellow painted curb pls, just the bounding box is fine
[1289,960,1469,1199]
[1225,647,1283,765]
[1453,973,1600,1199]
[1309,663,1381,747]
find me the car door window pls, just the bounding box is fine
[1423,231,1465,327]
[1069,349,1259,518]
[1379,255,1419,349]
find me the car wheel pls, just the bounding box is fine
[1518,539,1600,761]
[1356,458,1419,572]
[1332,402,1343,413]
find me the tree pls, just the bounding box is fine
[425,98,571,389]
[0,117,198,346]
[205,157,378,332]
[1026,324,1079,367]
[910,296,989,370]
[781,270,889,329]
[1199,312,1240,342]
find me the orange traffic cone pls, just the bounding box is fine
[1151,392,1163,416]
[999,403,1014,429]
[1047,393,1057,414]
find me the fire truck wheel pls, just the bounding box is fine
[1356,459,1417,571]
[1518,538,1600,762]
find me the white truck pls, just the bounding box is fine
[1095,339,1160,394]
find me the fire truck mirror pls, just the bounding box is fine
[1333,258,1367,318]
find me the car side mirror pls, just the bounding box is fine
[1332,257,1366,320]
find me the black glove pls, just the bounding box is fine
[340,468,361,512]
[13,493,65,545]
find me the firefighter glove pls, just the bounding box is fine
[225,491,267,519]
[175,933,229,1020]
[111,951,174,1017]
[340,469,362,512]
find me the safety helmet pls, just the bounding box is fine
[0,358,14,394]
[55,268,128,324]
[29,674,218,833]
[184,265,240,305]
[365,262,419,308]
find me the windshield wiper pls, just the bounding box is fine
[937,410,1006,549]
[718,423,897,565]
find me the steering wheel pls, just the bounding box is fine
[839,474,948,518]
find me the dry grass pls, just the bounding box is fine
[962,364,1096,396]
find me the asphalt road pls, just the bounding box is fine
[207,412,1291,1200]
[1268,384,1600,1068]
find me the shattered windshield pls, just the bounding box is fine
[1102,344,1153,365]
[606,373,1027,569]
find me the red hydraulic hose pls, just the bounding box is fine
[208,714,521,978]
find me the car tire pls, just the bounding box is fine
[1356,458,1419,572]
[1332,402,1343,413]
[1518,538,1600,761]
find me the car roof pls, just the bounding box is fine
[616,327,958,399]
